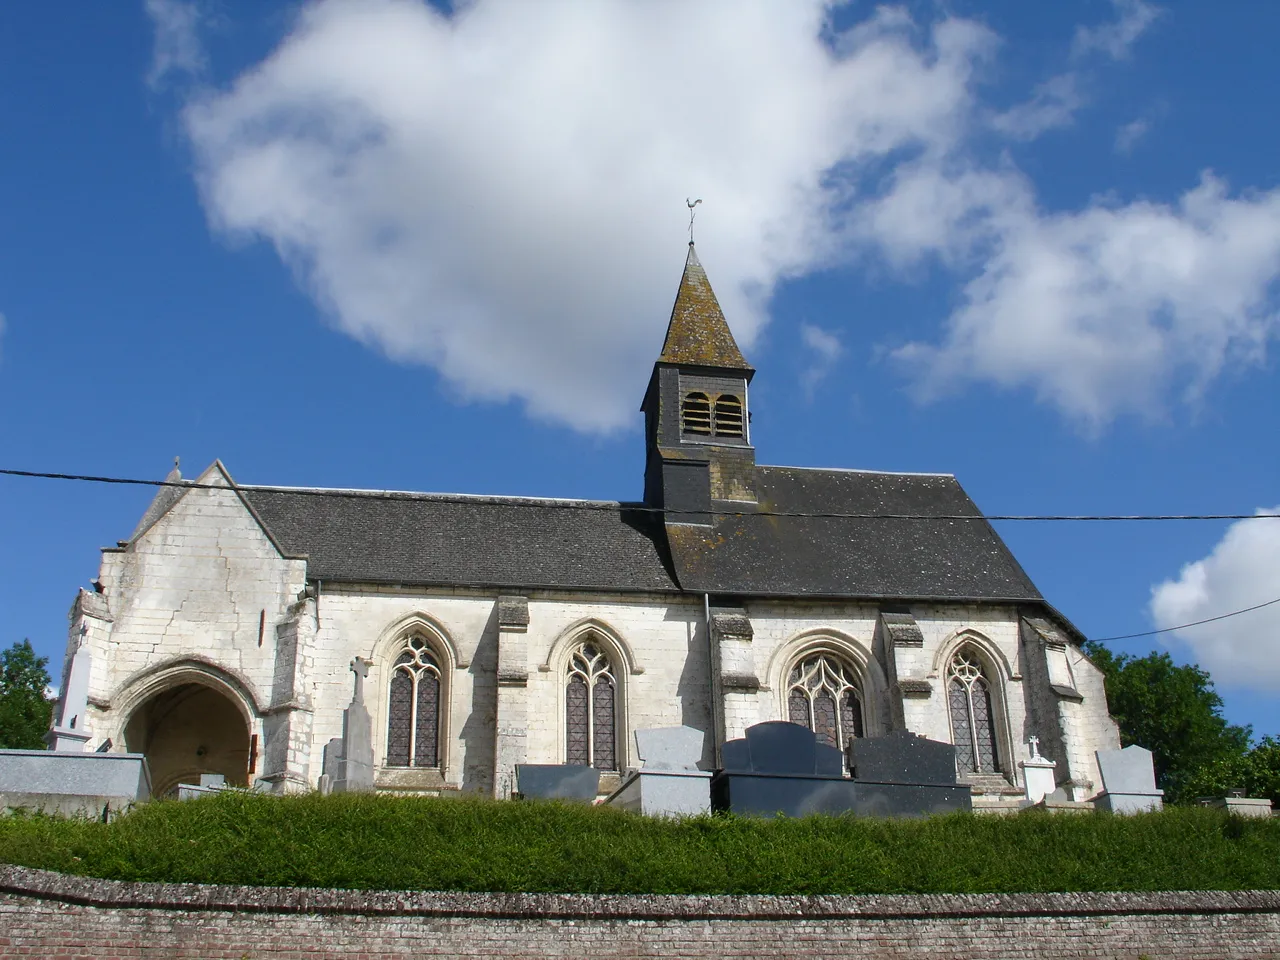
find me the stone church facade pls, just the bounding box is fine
[48,244,1120,806]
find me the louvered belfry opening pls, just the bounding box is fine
[681,392,712,436]
[681,391,745,439]
[713,394,744,437]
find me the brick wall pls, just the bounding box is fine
[2,866,1276,960]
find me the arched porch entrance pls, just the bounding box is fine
[123,682,251,797]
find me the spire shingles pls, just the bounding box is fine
[657,244,753,373]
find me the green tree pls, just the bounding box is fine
[0,639,55,749]
[1180,737,1280,806]
[1083,642,1251,803]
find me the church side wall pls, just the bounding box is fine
[69,480,1114,800]
[311,589,712,794]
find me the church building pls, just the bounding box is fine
[47,243,1120,807]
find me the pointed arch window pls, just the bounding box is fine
[947,646,1000,775]
[786,653,864,753]
[386,636,442,768]
[565,641,617,770]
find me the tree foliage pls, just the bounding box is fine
[0,639,55,750]
[1180,737,1280,807]
[1083,642,1252,803]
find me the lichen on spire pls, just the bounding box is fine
[657,243,753,372]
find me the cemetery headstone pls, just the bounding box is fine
[848,729,957,784]
[1094,745,1163,813]
[515,764,600,801]
[328,658,375,793]
[712,722,971,819]
[1019,736,1058,804]
[606,726,711,817]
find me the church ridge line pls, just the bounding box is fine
[1,467,1277,523]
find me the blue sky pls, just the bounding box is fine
[1,0,1277,736]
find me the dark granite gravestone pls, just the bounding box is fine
[514,764,600,801]
[847,730,957,784]
[711,722,971,819]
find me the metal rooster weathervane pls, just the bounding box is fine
[686,198,702,243]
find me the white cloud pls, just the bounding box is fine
[1115,117,1151,155]
[180,0,992,430]
[1151,510,1280,692]
[991,0,1159,140]
[991,74,1083,141]
[1072,0,1161,61]
[145,0,207,90]
[891,173,1280,430]
[167,0,1279,434]
[799,322,844,396]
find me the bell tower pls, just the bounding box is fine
[641,243,756,524]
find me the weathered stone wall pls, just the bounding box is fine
[1,866,1276,960]
[70,474,1119,801]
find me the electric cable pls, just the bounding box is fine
[2,467,1278,523]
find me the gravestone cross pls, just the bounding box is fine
[350,657,371,705]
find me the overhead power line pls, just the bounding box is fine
[1090,595,1280,643]
[2,467,1279,523]
[2,466,1276,645]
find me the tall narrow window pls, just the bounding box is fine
[565,641,618,770]
[948,646,1000,775]
[681,392,712,436]
[713,395,744,437]
[386,636,441,768]
[786,653,864,752]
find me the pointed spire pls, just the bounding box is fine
[657,243,754,373]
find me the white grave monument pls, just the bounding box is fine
[1020,736,1058,804]
[1095,745,1163,814]
[605,726,711,817]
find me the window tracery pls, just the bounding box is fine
[565,641,617,770]
[947,646,1000,775]
[385,636,442,768]
[785,653,864,752]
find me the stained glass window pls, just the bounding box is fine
[786,654,864,753]
[948,647,1000,775]
[565,641,618,770]
[385,637,442,768]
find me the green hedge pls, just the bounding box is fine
[1,792,1277,894]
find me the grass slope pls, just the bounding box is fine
[1,793,1277,894]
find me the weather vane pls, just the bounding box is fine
[686,198,702,243]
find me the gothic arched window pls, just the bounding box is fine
[786,653,864,752]
[386,636,442,768]
[565,641,618,770]
[947,646,1000,775]
[681,392,712,436]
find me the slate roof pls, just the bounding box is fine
[241,488,680,593]
[656,244,754,372]
[665,466,1042,602]
[236,466,1041,603]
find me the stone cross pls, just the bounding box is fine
[350,658,371,705]
[1028,736,1042,760]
